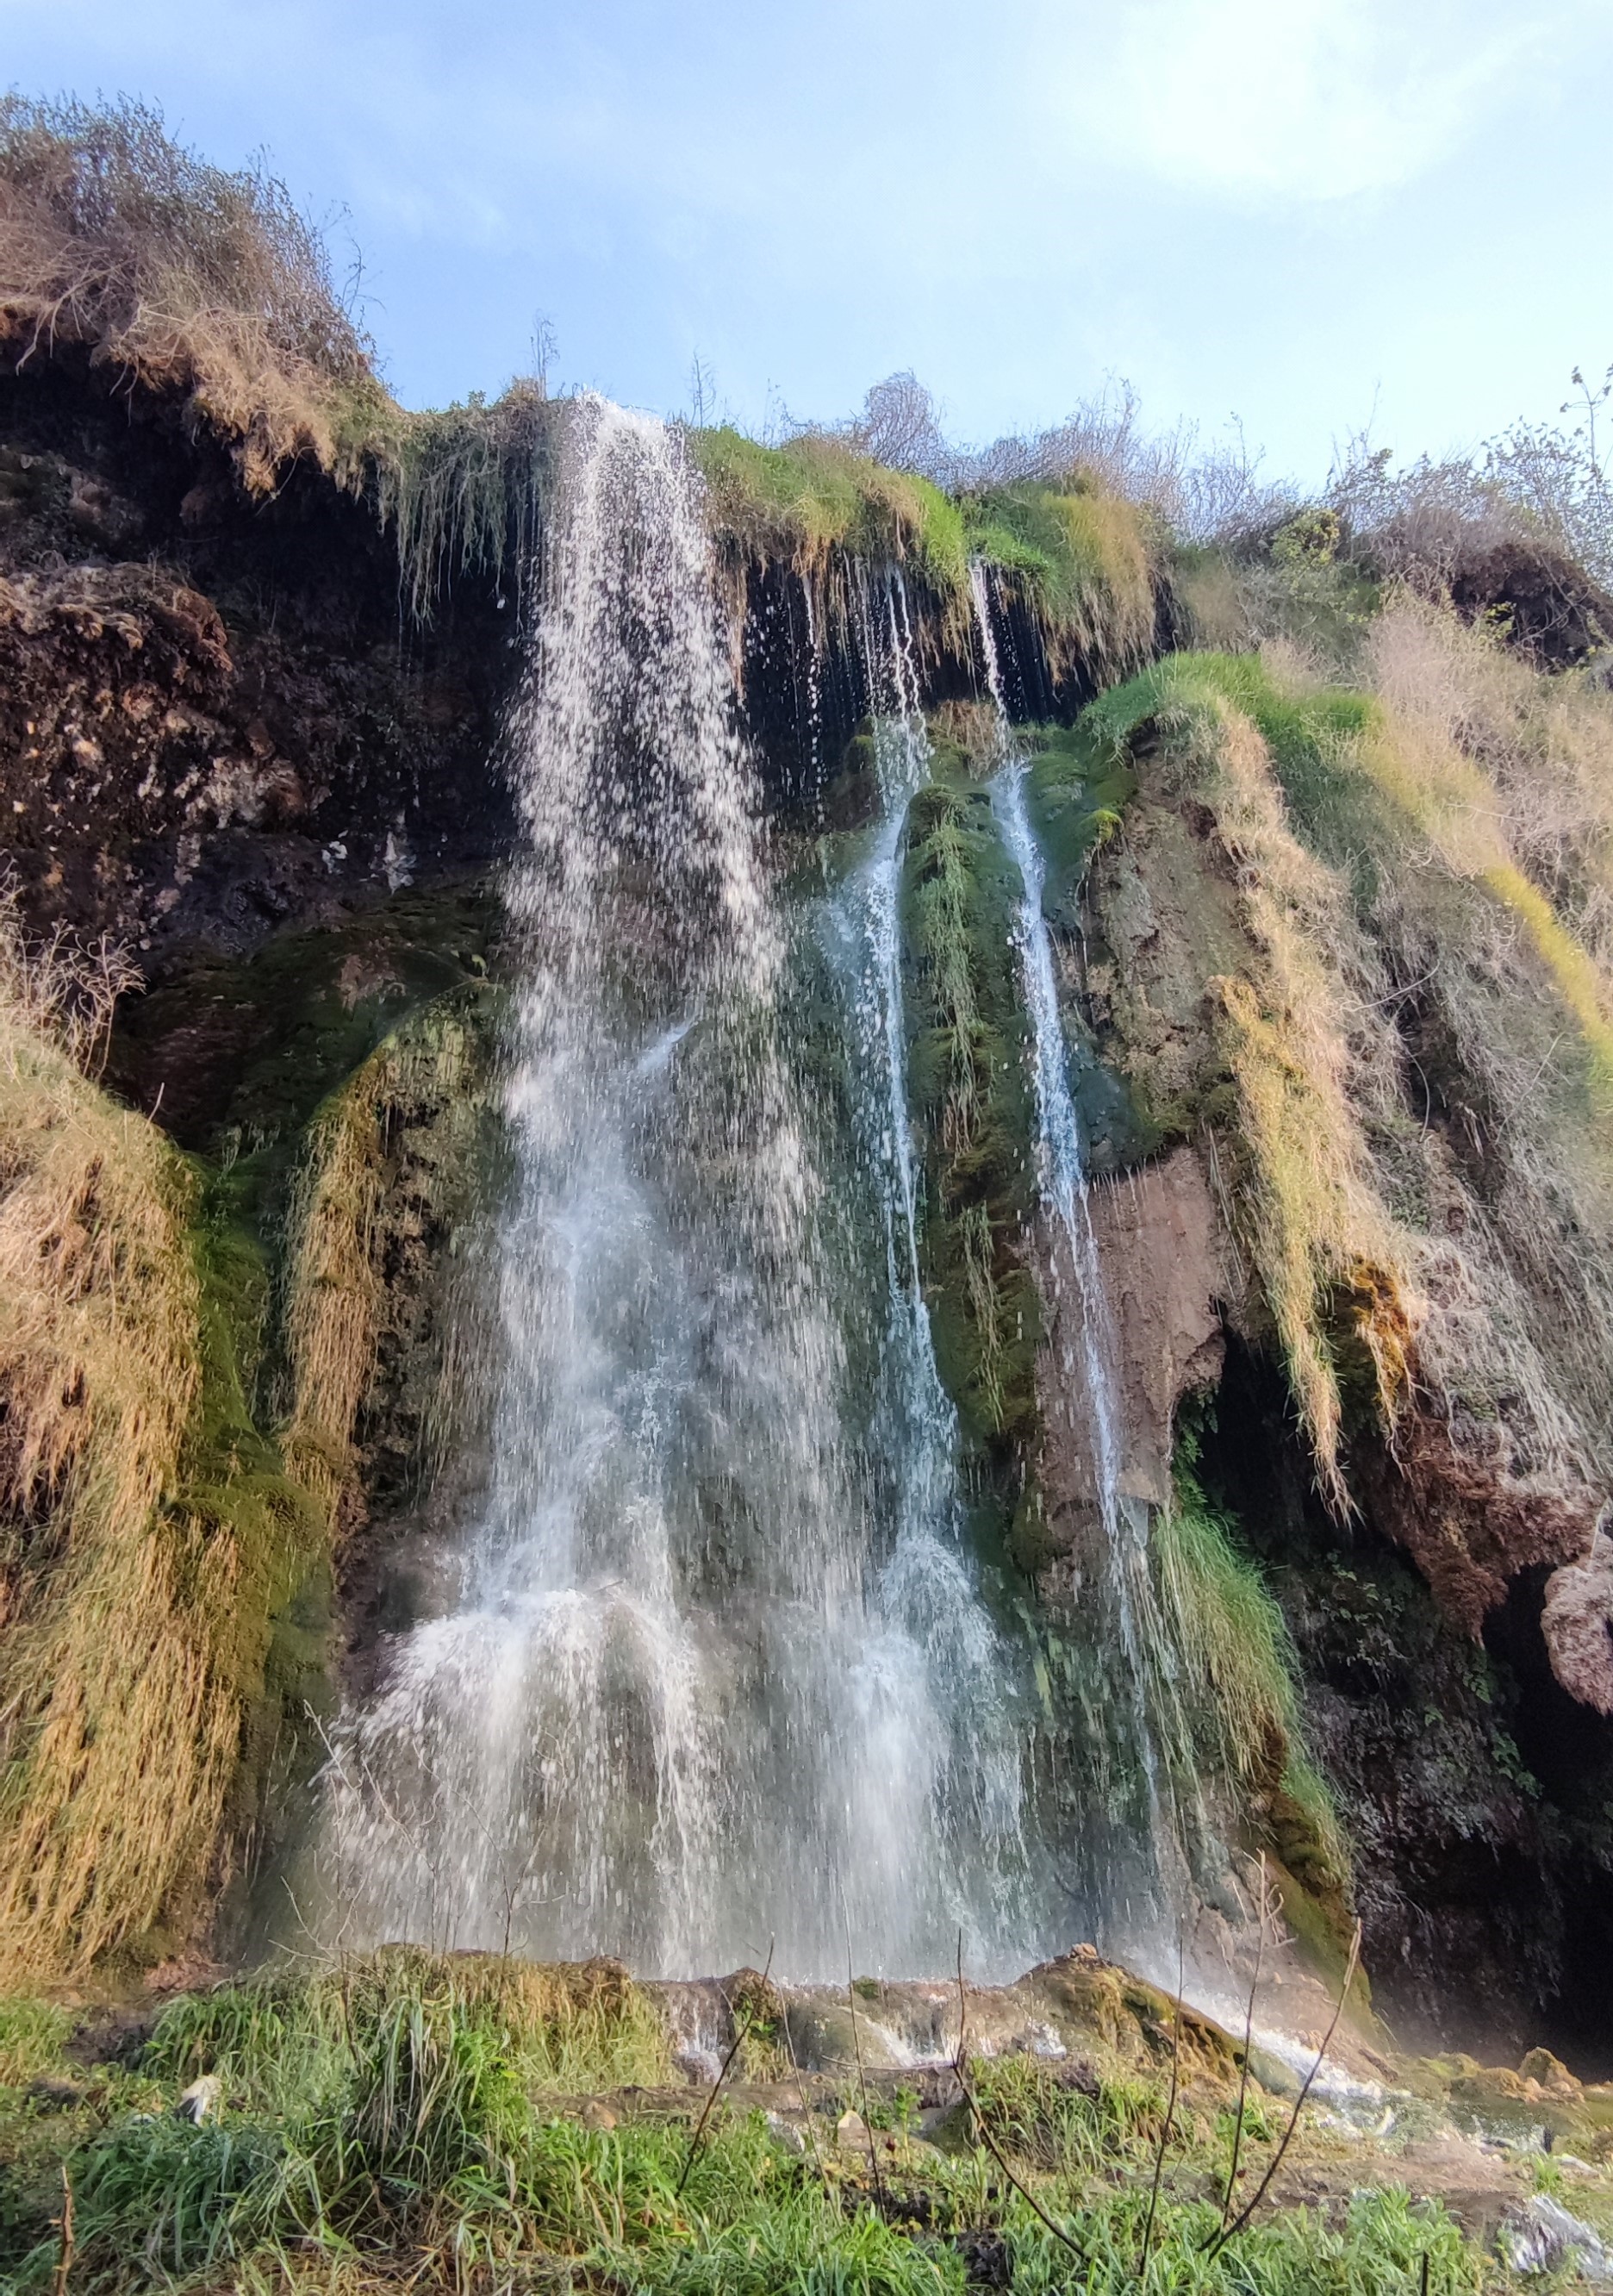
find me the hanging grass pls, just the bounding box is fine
[373,383,553,625]
[1151,1438,1348,1900]
[0,918,322,1982]
[963,480,1158,684]
[1082,659,1414,1505]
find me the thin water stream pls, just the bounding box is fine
[972,561,1178,1937]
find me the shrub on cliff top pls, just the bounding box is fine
[0,94,389,491]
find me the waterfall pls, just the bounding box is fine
[317,404,1040,1978]
[972,562,1179,1937]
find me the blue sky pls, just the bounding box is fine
[4,0,1610,485]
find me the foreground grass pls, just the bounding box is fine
[0,1960,1506,2293]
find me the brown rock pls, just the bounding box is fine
[1541,1544,1613,1714]
[1359,1400,1601,1637]
[1037,1145,1224,1550]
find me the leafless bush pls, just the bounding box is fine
[828,371,1294,545]
[0,875,140,1075]
[1330,379,1613,592]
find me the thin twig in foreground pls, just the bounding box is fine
[52,2164,73,2296]
[1208,1919,1361,2259]
[1139,1923,1186,2273]
[1221,1852,1269,2229]
[951,1931,1087,2266]
[676,1939,774,2203]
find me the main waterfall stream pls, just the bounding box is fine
[320,402,1052,1978]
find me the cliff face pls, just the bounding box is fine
[0,356,514,983]
[3,336,1612,2059]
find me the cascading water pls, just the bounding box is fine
[317,403,1043,1977]
[971,562,1180,1937]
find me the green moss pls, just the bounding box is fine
[690,426,968,600]
[1082,651,1377,797]
[965,482,1157,677]
[900,772,1040,1456]
[107,883,499,1162]
[1022,721,1136,929]
[1152,1423,1350,1915]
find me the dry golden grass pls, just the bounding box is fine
[1137,689,1414,1503]
[1250,623,1613,1486]
[0,915,230,1978]
[0,895,333,1981]
[0,95,389,493]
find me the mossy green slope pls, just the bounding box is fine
[899,738,1040,1460]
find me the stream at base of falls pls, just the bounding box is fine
[312,400,1168,1981]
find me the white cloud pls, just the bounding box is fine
[1062,0,1548,199]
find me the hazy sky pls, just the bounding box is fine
[5,0,1611,484]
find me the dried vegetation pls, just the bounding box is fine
[0,94,387,493]
[0,891,322,1981]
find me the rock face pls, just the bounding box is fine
[1034,1143,1224,1546]
[1542,1545,1613,1716]
[0,364,514,975]
[1360,1401,1603,1640]
[1087,1146,1225,1509]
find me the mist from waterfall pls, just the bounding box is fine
[318,402,1046,1979]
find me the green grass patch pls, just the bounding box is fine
[965,482,1157,681]
[691,426,968,602]
[0,1965,1497,2295]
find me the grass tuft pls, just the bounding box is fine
[0,94,388,493]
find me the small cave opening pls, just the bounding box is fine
[1187,1335,1613,2069]
[1485,1569,1613,2077]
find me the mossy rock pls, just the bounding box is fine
[108,881,500,1155]
[900,777,1040,1457]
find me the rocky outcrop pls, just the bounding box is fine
[0,369,514,976]
[1087,1146,1225,1508]
[1360,1398,1603,1641]
[1542,1542,1613,1715]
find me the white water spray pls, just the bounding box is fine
[319,409,1042,1976]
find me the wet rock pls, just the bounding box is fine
[1077,1144,1224,1512]
[1517,2049,1582,2100]
[1499,2193,1613,2282]
[954,2229,1013,2287]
